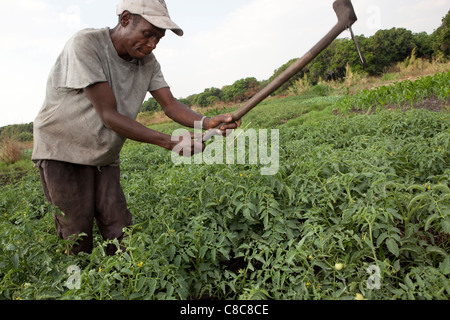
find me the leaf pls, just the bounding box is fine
[352,234,363,248]
[174,255,181,268]
[234,202,244,214]
[439,257,450,275]
[424,213,440,231]
[364,236,375,249]
[282,185,294,203]
[432,184,450,194]
[286,251,297,265]
[166,283,174,297]
[404,275,415,290]
[407,193,428,211]
[273,270,281,287]
[122,252,132,263]
[199,245,208,259]
[406,184,426,192]
[148,279,157,297]
[121,268,133,275]
[312,260,331,272]
[247,202,257,213]
[442,219,450,234]
[206,247,215,263]
[393,260,401,272]
[129,292,143,299]
[136,276,146,292]
[5,243,16,251]
[376,232,389,247]
[386,238,399,257]
[167,244,176,260]
[10,254,19,269]
[415,274,424,288]
[426,246,448,257]
[243,208,254,221]
[232,190,244,203]
[112,273,123,282]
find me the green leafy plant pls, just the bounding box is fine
[1,72,449,301]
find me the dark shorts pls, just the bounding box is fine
[38,160,132,255]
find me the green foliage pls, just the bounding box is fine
[222,78,261,103]
[305,27,440,82]
[185,78,263,108]
[414,32,435,59]
[191,87,223,107]
[432,10,450,58]
[368,28,416,75]
[308,36,369,83]
[1,71,449,300]
[141,97,162,113]
[0,123,33,143]
[336,71,450,112]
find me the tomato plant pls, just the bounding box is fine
[1,72,449,300]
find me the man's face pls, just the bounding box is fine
[121,13,166,60]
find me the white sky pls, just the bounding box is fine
[1,0,449,127]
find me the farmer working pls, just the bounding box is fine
[32,0,239,255]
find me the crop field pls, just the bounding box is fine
[0,72,449,300]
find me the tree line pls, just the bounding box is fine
[0,123,33,142]
[141,10,449,112]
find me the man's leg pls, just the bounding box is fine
[94,165,133,256]
[39,160,96,255]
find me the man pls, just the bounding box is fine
[32,0,239,255]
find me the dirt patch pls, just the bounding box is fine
[0,171,28,186]
[409,97,449,112]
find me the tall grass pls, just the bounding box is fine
[318,55,450,96]
[0,130,34,175]
[389,49,450,80]
[0,131,23,165]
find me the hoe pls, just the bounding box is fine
[203,0,366,141]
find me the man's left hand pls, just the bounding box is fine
[204,114,241,136]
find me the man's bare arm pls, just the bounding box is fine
[84,82,177,151]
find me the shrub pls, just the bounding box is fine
[0,132,23,164]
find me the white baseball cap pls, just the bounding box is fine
[116,0,183,36]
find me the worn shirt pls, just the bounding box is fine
[32,28,169,167]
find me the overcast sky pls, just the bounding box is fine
[1,0,449,127]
